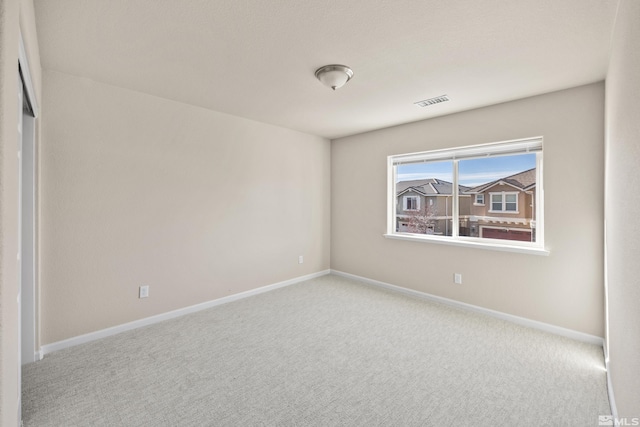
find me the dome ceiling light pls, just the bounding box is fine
[315,64,354,90]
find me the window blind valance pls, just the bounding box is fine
[391,137,542,165]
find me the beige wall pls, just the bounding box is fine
[332,83,605,336]
[1,0,41,425]
[39,70,330,345]
[605,0,640,417]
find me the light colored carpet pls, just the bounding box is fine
[22,274,610,426]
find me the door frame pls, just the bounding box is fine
[18,30,40,425]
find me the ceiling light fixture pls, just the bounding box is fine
[315,64,354,90]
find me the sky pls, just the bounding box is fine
[397,153,536,187]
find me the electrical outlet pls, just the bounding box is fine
[454,273,462,284]
[298,255,304,264]
[139,285,149,298]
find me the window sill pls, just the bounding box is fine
[488,210,519,214]
[383,233,549,256]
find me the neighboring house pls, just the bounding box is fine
[396,168,536,242]
[463,168,536,242]
[395,179,471,235]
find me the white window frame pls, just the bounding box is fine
[403,195,420,211]
[386,137,547,255]
[489,191,519,213]
[474,194,485,205]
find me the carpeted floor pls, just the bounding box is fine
[22,274,610,426]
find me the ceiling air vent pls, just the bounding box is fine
[414,95,450,107]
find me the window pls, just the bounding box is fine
[387,137,545,253]
[490,192,518,212]
[403,196,419,211]
[491,193,502,210]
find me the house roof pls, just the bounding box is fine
[397,168,536,197]
[396,179,471,196]
[465,168,536,194]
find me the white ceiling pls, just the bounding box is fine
[34,0,619,139]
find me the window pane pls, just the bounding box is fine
[458,153,536,242]
[396,161,453,235]
[491,194,502,211]
[408,197,417,210]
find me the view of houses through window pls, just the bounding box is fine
[392,141,541,246]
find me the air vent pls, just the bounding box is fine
[414,95,450,107]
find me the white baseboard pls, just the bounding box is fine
[331,269,604,346]
[41,270,331,356]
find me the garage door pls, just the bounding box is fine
[481,227,532,242]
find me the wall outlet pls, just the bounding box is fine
[139,285,149,298]
[454,273,462,284]
[298,255,304,264]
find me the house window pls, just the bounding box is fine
[490,192,518,212]
[388,137,544,253]
[491,193,502,210]
[403,196,419,211]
